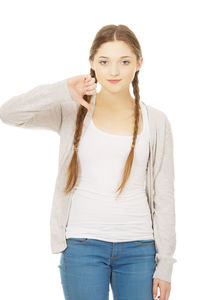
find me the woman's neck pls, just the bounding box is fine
[95,90,135,112]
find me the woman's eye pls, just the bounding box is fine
[122,60,130,65]
[99,60,130,65]
[99,61,107,65]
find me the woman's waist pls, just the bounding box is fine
[73,184,146,198]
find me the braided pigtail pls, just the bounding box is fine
[115,70,141,197]
[64,68,97,193]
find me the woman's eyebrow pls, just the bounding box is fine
[98,56,133,58]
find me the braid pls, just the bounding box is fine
[64,68,95,193]
[115,71,140,197]
[132,70,140,150]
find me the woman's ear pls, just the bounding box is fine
[136,57,143,71]
[89,59,94,71]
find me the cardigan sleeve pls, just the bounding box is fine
[0,78,74,134]
[152,115,177,283]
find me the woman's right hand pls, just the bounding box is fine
[67,74,97,112]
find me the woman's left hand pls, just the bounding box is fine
[153,278,171,299]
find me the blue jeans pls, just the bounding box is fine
[58,237,156,300]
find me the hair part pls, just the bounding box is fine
[64,24,143,198]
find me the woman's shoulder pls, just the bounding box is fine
[141,101,170,123]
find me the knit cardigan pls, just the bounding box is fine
[0,78,177,283]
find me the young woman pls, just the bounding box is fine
[0,24,177,300]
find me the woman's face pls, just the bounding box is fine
[90,40,143,93]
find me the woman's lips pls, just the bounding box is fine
[107,79,121,84]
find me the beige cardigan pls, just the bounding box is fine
[0,78,177,283]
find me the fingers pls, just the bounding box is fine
[153,287,158,299]
[159,288,170,300]
[85,83,97,95]
[84,74,97,96]
[166,289,171,300]
[153,282,171,300]
[84,74,95,84]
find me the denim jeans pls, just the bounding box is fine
[58,237,156,300]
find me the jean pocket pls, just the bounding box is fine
[134,239,155,246]
[66,237,90,245]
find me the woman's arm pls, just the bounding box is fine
[152,115,177,283]
[0,78,74,134]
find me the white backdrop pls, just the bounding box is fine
[0,0,199,299]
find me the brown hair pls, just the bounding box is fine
[64,24,143,197]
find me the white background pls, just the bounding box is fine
[0,0,199,299]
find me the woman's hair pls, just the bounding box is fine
[64,24,143,197]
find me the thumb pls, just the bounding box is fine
[153,279,159,299]
[72,89,92,111]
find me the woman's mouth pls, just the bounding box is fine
[107,79,121,84]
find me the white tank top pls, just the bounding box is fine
[65,101,154,242]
